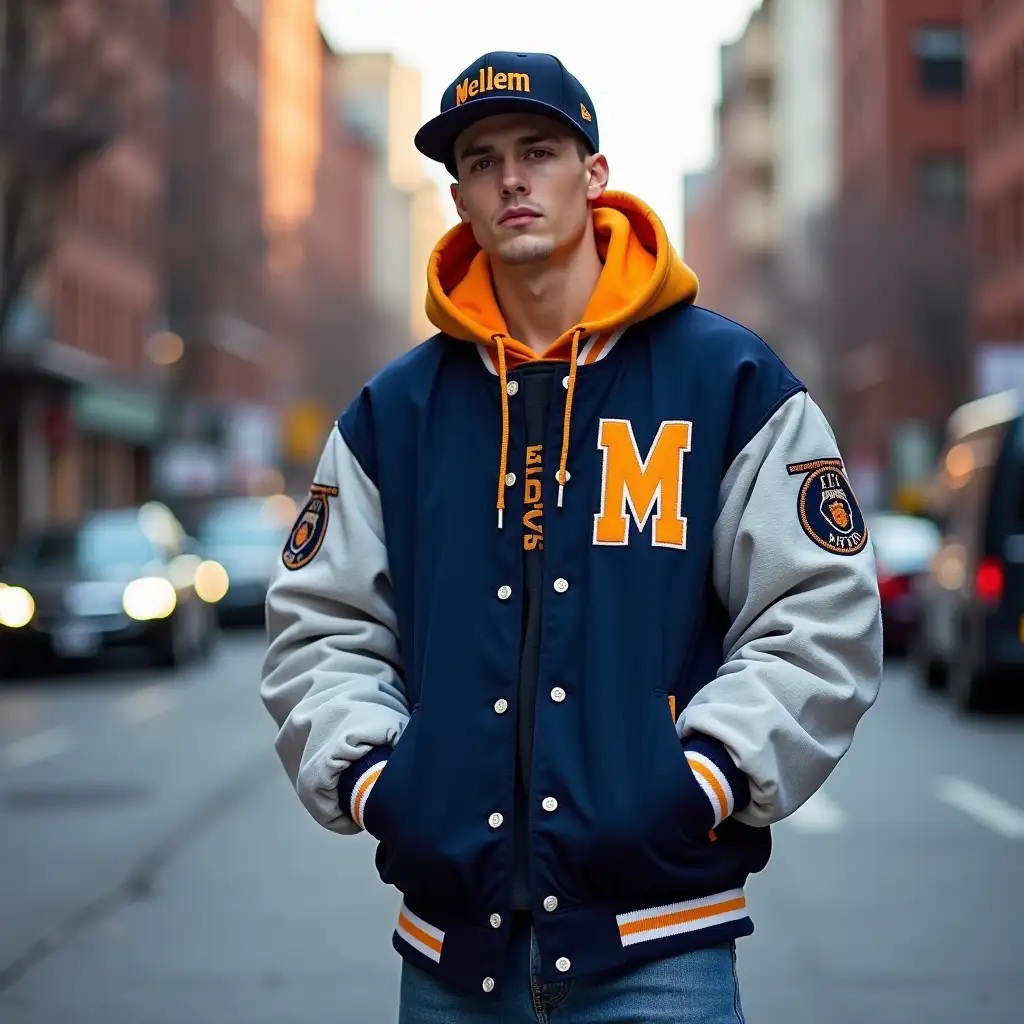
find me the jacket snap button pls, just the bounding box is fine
[494,698,509,714]
[489,812,504,828]
[544,895,559,912]
[504,472,516,486]
[562,375,570,389]
[550,687,566,703]
[497,585,512,601]
[553,578,569,593]
[556,957,571,973]
[490,913,502,929]
[482,977,495,993]
[542,796,558,812]
[506,380,519,396]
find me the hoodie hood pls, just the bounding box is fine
[425,190,698,368]
[423,190,699,529]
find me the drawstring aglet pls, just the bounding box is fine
[498,509,504,529]
[557,484,564,509]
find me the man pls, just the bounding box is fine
[261,51,882,1023]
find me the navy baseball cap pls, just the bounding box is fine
[414,52,599,177]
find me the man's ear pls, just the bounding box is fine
[450,182,471,224]
[585,153,609,201]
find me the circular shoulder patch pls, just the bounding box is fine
[798,466,867,556]
[282,492,330,570]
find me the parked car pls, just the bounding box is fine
[194,494,296,625]
[868,511,941,655]
[0,504,221,676]
[911,390,1024,710]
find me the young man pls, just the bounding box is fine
[261,52,882,1023]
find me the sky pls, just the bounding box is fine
[317,0,761,252]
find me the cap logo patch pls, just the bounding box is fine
[580,103,592,121]
[282,484,338,570]
[787,459,867,556]
[456,68,530,105]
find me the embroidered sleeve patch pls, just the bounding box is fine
[787,459,867,556]
[282,484,338,570]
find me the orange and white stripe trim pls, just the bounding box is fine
[474,328,628,375]
[686,751,735,828]
[617,888,748,947]
[578,327,626,365]
[396,904,445,963]
[349,761,386,828]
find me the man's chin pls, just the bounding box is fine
[495,235,556,266]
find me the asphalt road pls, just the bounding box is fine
[0,631,1022,1023]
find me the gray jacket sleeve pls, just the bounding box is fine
[678,390,883,827]
[260,424,410,834]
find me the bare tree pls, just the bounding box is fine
[0,0,129,345]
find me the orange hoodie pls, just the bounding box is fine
[424,190,699,526]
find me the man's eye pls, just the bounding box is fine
[471,157,494,172]
[528,149,552,159]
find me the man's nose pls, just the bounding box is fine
[500,159,529,196]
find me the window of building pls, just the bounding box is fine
[1011,186,1019,262]
[988,200,1003,263]
[917,153,966,216]
[913,26,965,96]
[1010,47,1023,122]
[980,79,999,140]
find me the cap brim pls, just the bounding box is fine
[414,95,594,171]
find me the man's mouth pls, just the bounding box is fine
[498,208,542,227]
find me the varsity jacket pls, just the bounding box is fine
[260,191,883,997]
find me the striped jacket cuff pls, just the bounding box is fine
[683,735,750,829]
[338,747,390,829]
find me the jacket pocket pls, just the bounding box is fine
[649,690,716,848]
[362,707,420,852]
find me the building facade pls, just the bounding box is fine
[683,1,779,347]
[968,0,1024,396]
[335,52,447,345]
[837,0,968,509]
[773,0,839,414]
[163,0,276,500]
[0,0,168,546]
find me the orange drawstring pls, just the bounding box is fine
[493,326,581,526]
[557,328,583,508]
[494,335,510,529]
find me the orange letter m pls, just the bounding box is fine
[593,419,692,548]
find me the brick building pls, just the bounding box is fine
[0,0,168,546]
[969,0,1024,392]
[166,0,266,416]
[837,0,968,508]
[269,30,379,483]
[683,1,779,344]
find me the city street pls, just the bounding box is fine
[0,632,1022,1024]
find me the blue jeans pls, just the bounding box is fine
[398,914,747,1024]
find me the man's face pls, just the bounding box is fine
[450,113,608,267]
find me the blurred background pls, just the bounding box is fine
[1,1,1023,1022]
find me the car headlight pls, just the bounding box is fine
[193,560,230,603]
[122,577,177,621]
[0,586,35,628]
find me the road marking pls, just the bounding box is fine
[119,686,174,725]
[2,727,72,769]
[934,776,1024,839]
[785,790,847,834]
